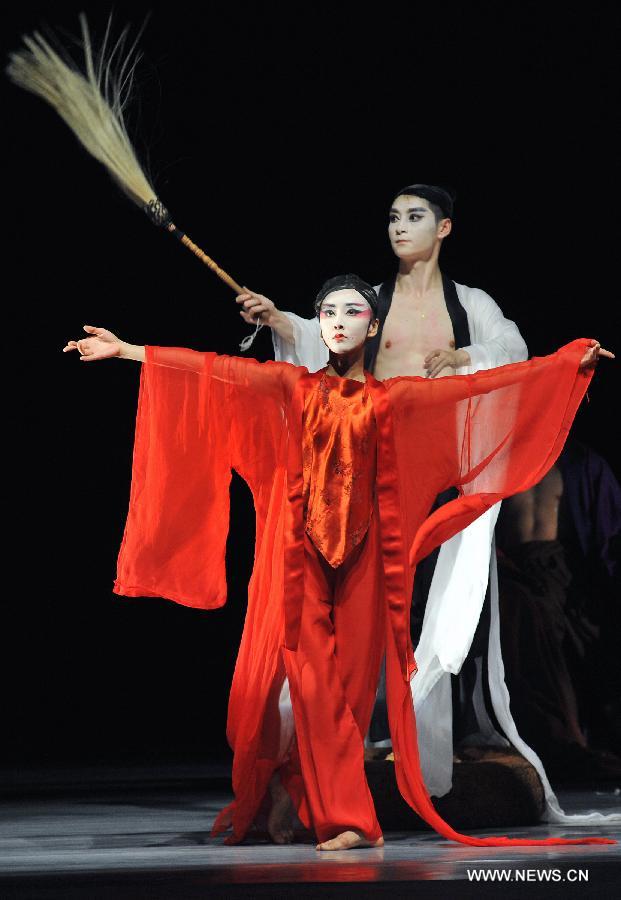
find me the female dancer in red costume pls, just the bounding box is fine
[64,274,614,851]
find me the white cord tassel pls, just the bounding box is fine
[239,321,264,352]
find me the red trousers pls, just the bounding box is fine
[281,509,386,843]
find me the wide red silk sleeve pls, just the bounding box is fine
[114,346,296,608]
[385,339,595,568]
[381,340,615,847]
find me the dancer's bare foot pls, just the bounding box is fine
[316,830,384,851]
[267,773,295,844]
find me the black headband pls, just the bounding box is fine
[393,183,455,219]
[314,274,378,318]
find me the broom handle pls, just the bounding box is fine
[166,223,244,294]
[143,200,245,294]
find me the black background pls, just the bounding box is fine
[2,1,619,769]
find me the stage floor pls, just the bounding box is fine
[0,764,619,898]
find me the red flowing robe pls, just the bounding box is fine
[114,339,613,847]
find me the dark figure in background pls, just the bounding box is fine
[497,440,621,780]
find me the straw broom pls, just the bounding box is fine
[6,14,244,295]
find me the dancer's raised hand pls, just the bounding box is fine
[579,340,615,370]
[63,325,123,361]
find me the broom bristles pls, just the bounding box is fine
[7,14,157,208]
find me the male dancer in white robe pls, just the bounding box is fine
[235,184,618,827]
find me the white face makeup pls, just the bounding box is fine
[388,194,445,259]
[319,289,375,354]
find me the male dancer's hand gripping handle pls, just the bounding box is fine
[63,326,145,362]
[235,289,295,344]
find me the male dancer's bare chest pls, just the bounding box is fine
[373,289,456,380]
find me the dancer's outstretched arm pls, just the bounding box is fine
[62,324,300,395]
[63,322,302,487]
[384,339,613,570]
[63,327,300,612]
